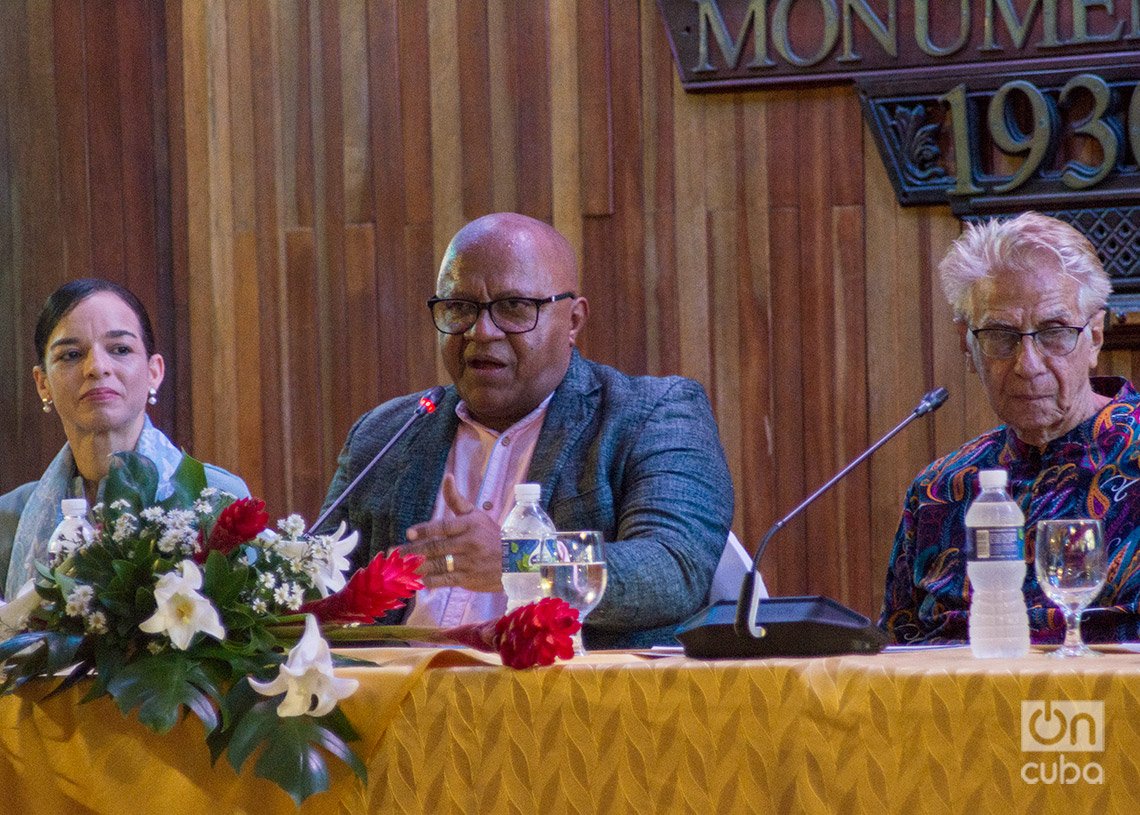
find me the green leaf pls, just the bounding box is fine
[160,453,208,510]
[217,680,366,805]
[0,631,86,695]
[42,659,96,700]
[85,640,127,701]
[311,708,367,781]
[225,698,282,772]
[207,678,262,763]
[254,721,331,806]
[0,631,50,662]
[105,651,221,734]
[202,550,249,611]
[103,453,160,514]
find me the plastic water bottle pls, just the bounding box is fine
[965,469,1030,658]
[46,498,96,564]
[501,483,555,613]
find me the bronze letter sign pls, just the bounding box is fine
[658,0,1140,89]
[657,0,1140,307]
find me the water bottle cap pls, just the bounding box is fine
[61,498,89,516]
[978,469,1008,489]
[514,483,541,503]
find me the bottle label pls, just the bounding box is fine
[502,538,550,573]
[967,526,1023,561]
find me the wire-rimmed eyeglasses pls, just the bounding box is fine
[427,292,575,335]
[970,315,1094,359]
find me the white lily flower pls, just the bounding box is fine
[312,523,359,597]
[138,560,226,650]
[249,614,358,717]
[0,581,44,636]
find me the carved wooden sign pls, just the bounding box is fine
[656,0,1140,304]
[656,0,1140,89]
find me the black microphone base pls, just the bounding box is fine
[674,596,888,659]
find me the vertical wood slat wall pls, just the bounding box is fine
[0,0,184,487]
[4,0,1133,617]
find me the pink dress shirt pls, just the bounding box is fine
[403,396,551,627]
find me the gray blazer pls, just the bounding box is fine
[320,350,734,648]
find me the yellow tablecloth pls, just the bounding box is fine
[2,646,1138,813]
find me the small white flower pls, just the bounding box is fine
[165,509,197,529]
[146,641,165,655]
[249,615,358,717]
[65,585,95,617]
[109,499,132,512]
[285,583,305,611]
[156,530,182,554]
[250,598,268,615]
[85,611,108,634]
[112,514,138,542]
[200,487,219,499]
[138,560,226,650]
[193,499,213,514]
[141,506,166,522]
[259,572,277,589]
[277,514,306,538]
[273,585,293,607]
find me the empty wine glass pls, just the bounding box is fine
[1035,519,1107,658]
[540,531,607,655]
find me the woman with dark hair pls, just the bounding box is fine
[0,279,249,599]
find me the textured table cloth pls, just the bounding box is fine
[1,646,1137,813]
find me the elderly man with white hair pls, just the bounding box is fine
[881,211,1140,645]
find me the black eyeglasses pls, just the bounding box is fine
[970,316,1094,359]
[427,292,575,335]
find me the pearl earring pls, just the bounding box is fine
[41,397,53,414]
[148,388,158,406]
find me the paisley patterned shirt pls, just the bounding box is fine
[880,377,1140,644]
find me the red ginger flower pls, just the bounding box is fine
[197,498,269,562]
[410,599,580,668]
[494,597,580,668]
[300,549,424,623]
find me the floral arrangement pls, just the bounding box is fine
[0,453,581,804]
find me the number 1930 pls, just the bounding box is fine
[941,74,1140,196]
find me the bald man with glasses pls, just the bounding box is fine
[317,213,733,649]
[882,211,1140,646]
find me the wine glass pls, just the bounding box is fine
[540,531,607,655]
[1034,519,1107,658]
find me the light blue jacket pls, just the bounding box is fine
[319,351,735,648]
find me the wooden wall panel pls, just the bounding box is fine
[15,0,1137,619]
[1,0,178,496]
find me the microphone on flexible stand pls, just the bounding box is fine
[306,386,447,535]
[675,387,949,658]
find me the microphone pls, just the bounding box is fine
[915,386,949,416]
[675,387,949,658]
[306,386,446,535]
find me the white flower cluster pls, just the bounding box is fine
[154,508,200,557]
[112,513,139,543]
[243,521,358,613]
[95,494,227,561]
[63,584,108,634]
[269,522,358,599]
[277,514,306,538]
